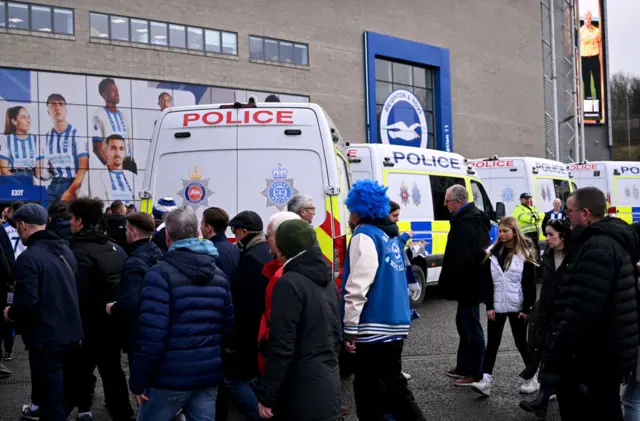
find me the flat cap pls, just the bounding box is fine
[11,203,48,225]
[229,210,263,232]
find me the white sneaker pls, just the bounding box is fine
[402,371,411,380]
[519,378,540,394]
[471,373,492,396]
[550,394,557,401]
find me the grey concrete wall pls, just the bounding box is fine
[584,125,612,160]
[0,0,545,157]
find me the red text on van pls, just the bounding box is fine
[471,160,514,168]
[182,110,295,127]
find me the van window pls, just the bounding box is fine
[336,155,351,191]
[570,181,577,191]
[430,175,465,220]
[553,179,572,208]
[470,180,494,217]
[385,172,434,220]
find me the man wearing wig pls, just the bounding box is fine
[342,180,426,421]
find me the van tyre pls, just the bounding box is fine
[410,265,427,308]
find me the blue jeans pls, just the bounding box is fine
[624,376,640,421]
[45,178,73,204]
[455,302,485,379]
[224,378,261,420]
[137,387,217,421]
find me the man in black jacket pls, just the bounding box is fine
[438,184,491,386]
[68,198,133,421]
[225,211,271,420]
[0,222,14,376]
[539,187,639,421]
[201,207,240,283]
[3,203,83,421]
[254,219,341,421]
[47,200,73,244]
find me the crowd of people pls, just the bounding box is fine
[2,183,640,421]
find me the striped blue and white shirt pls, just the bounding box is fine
[92,107,132,157]
[0,133,38,172]
[37,124,88,179]
[106,170,134,203]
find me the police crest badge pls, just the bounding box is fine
[262,163,299,211]
[502,185,514,203]
[400,181,410,206]
[634,185,639,200]
[178,166,214,209]
[411,182,421,206]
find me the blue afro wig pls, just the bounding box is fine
[345,179,390,219]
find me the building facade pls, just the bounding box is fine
[0,0,545,205]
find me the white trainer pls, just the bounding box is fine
[471,373,492,397]
[519,378,540,394]
[402,371,411,380]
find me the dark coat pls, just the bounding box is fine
[226,234,272,380]
[8,230,83,349]
[110,239,163,354]
[47,215,73,244]
[210,234,240,285]
[0,224,13,305]
[69,228,127,339]
[255,248,341,421]
[129,243,234,395]
[439,203,492,304]
[151,226,169,252]
[540,217,639,385]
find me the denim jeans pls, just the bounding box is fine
[455,302,485,379]
[28,346,76,421]
[137,387,217,421]
[624,376,640,421]
[224,378,261,420]
[45,178,73,204]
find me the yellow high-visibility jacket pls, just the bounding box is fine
[513,204,544,235]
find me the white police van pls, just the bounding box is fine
[348,144,502,303]
[139,102,352,288]
[569,161,640,224]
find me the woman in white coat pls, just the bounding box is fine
[471,216,538,397]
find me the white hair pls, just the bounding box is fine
[287,194,313,215]
[165,206,198,241]
[447,184,469,204]
[267,211,300,233]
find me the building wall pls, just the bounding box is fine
[0,0,545,157]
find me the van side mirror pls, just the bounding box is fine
[495,202,506,220]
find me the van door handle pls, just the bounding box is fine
[284,129,302,136]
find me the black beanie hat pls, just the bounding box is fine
[275,219,317,259]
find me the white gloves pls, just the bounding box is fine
[408,282,421,301]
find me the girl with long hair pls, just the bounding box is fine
[1,106,38,176]
[519,219,571,418]
[471,216,538,397]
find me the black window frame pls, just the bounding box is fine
[430,175,466,221]
[3,1,74,35]
[248,34,309,66]
[88,11,237,56]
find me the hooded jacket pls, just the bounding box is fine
[47,214,73,244]
[110,239,164,354]
[342,217,411,341]
[8,230,83,350]
[540,217,639,385]
[130,238,234,394]
[439,203,492,303]
[70,228,127,338]
[255,248,341,421]
[227,233,271,380]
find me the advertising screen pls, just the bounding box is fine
[577,0,607,124]
[0,67,308,208]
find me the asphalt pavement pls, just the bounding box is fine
[0,288,561,420]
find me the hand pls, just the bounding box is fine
[408,283,421,301]
[406,230,414,239]
[258,402,273,419]
[487,310,496,321]
[60,188,76,202]
[344,340,356,354]
[105,302,115,315]
[519,312,529,321]
[135,393,149,406]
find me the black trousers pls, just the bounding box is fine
[557,361,622,421]
[525,232,540,261]
[482,312,529,375]
[72,327,133,419]
[29,346,76,421]
[582,55,601,100]
[353,340,425,421]
[2,318,14,354]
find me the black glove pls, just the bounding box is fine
[123,157,138,175]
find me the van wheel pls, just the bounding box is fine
[410,265,427,308]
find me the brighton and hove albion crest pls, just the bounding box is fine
[411,182,422,206]
[400,181,410,206]
[262,163,298,210]
[502,185,514,203]
[177,166,214,209]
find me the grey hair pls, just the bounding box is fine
[267,211,300,233]
[165,206,198,242]
[448,184,469,204]
[287,193,313,215]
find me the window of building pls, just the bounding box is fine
[7,2,28,29]
[89,12,236,56]
[375,58,436,148]
[3,2,72,34]
[249,35,309,66]
[53,7,72,34]
[30,4,50,32]
[0,2,5,27]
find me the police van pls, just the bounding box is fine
[470,156,577,226]
[348,144,502,303]
[569,161,640,223]
[139,102,352,286]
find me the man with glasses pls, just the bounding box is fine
[539,187,638,420]
[287,194,315,224]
